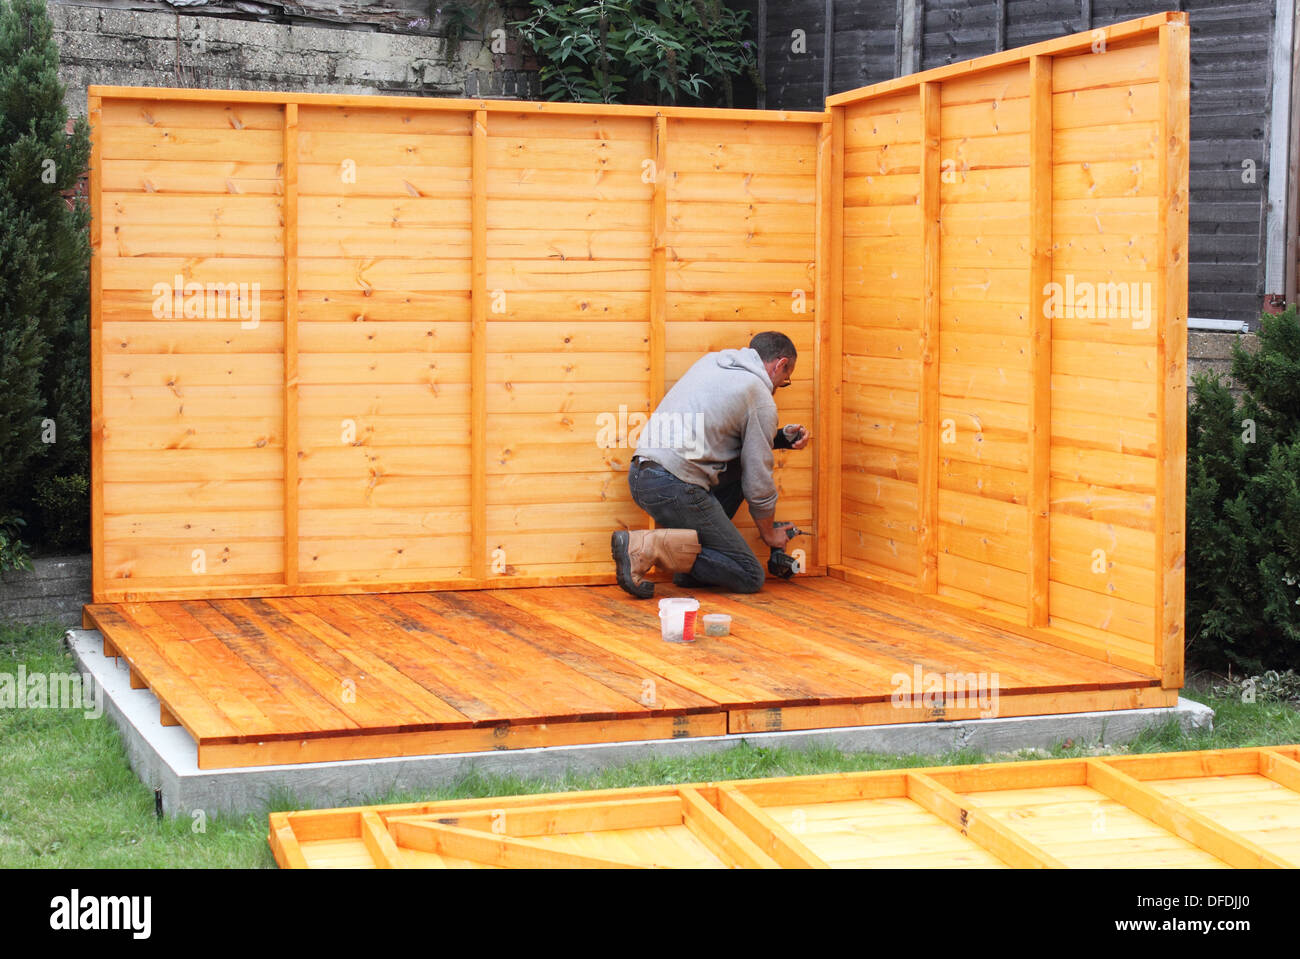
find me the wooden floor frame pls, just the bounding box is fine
[83,576,1171,770]
[271,745,1300,868]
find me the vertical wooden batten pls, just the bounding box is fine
[1027,55,1053,627]
[471,107,488,581]
[1156,21,1190,688]
[650,114,668,409]
[820,108,844,568]
[283,102,300,589]
[917,81,941,593]
[88,95,104,603]
[812,118,828,567]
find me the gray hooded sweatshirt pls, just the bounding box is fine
[633,347,779,519]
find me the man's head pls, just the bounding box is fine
[750,331,797,391]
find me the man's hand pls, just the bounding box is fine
[755,515,791,550]
[776,424,811,450]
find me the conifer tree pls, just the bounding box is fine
[1187,306,1300,671]
[0,0,90,567]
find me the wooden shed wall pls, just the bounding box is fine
[828,13,1188,681]
[89,91,825,602]
[88,16,1186,689]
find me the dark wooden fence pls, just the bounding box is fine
[756,0,1281,325]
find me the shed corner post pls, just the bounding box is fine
[283,101,300,590]
[1027,54,1053,629]
[816,106,845,570]
[471,107,489,583]
[917,80,941,594]
[1157,20,1190,689]
[89,92,104,604]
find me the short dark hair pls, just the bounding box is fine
[749,331,797,364]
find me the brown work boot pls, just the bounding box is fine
[611,529,701,599]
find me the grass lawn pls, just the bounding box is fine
[2,619,1298,868]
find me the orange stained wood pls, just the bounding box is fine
[87,577,1158,769]
[91,87,822,603]
[86,13,1188,760]
[832,13,1186,687]
[271,743,1300,868]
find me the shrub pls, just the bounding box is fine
[514,0,759,106]
[33,473,89,553]
[0,516,33,572]
[1186,306,1300,672]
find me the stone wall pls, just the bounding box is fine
[0,555,92,628]
[52,1,539,118]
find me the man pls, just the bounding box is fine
[611,331,810,598]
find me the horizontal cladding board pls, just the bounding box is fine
[297,447,472,479]
[297,197,471,227]
[843,143,921,177]
[104,480,284,513]
[668,117,824,145]
[103,418,283,452]
[103,354,283,387]
[666,291,814,322]
[666,142,817,176]
[666,202,816,235]
[101,99,286,130]
[298,537,472,573]
[104,194,283,226]
[299,163,471,198]
[939,552,1028,610]
[938,523,1029,575]
[102,258,284,291]
[298,107,472,136]
[485,137,650,172]
[104,320,283,352]
[100,160,282,195]
[298,132,471,167]
[298,416,473,449]
[105,511,285,541]
[1048,580,1155,643]
[104,541,285,579]
[99,126,283,162]
[841,529,920,577]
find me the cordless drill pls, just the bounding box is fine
[768,522,806,579]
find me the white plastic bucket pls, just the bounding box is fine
[658,597,700,643]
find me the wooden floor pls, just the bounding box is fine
[84,575,1171,769]
[271,745,1300,868]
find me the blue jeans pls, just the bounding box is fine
[628,458,765,593]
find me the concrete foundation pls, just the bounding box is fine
[66,628,1215,820]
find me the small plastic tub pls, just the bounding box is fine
[658,597,700,643]
[701,613,731,637]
